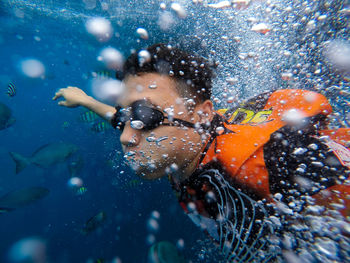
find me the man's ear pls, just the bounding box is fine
[196,100,214,123]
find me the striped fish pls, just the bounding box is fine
[91,70,112,80]
[76,187,87,195]
[79,111,99,123]
[91,121,111,133]
[6,82,16,97]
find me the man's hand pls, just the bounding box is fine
[53,86,117,121]
[52,86,90,108]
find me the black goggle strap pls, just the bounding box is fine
[111,105,122,129]
[162,116,195,129]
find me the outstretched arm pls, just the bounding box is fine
[52,86,116,122]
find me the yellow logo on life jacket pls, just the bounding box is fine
[218,108,273,125]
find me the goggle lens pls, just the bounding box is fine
[113,100,164,131]
[112,100,195,131]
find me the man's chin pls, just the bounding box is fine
[129,162,165,180]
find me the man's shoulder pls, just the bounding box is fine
[215,89,331,126]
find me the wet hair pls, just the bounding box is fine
[121,43,214,103]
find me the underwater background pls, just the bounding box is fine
[0,0,349,262]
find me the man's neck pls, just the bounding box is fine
[171,147,203,183]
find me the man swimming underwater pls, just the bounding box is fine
[53,43,350,262]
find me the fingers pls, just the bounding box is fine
[58,101,67,106]
[53,86,81,107]
[52,93,61,100]
[53,87,76,100]
[52,89,64,100]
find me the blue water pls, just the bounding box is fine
[0,1,207,262]
[0,0,349,262]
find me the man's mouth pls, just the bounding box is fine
[123,151,158,173]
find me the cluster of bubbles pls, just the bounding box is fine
[266,192,350,262]
[172,0,349,118]
[83,7,192,103]
[146,210,161,245]
[84,16,127,103]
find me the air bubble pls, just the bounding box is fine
[85,17,113,42]
[130,120,144,130]
[68,177,83,189]
[171,3,187,18]
[98,47,124,71]
[138,50,151,66]
[151,211,160,220]
[136,28,149,40]
[215,126,225,134]
[251,23,271,34]
[91,79,124,103]
[19,58,45,78]
[147,218,159,233]
[157,11,176,31]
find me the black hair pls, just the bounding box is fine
[121,43,214,102]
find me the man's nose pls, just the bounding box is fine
[120,123,141,147]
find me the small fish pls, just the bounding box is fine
[86,259,104,263]
[82,211,106,234]
[148,241,186,263]
[79,111,99,123]
[91,121,111,133]
[126,179,142,188]
[0,207,15,214]
[113,178,142,190]
[6,82,16,97]
[91,70,112,80]
[75,187,87,195]
[62,121,70,129]
[0,187,49,213]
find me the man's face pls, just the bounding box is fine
[117,73,205,180]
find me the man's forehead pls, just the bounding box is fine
[119,74,182,108]
[122,97,159,108]
[123,72,175,87]
[117,95,183,111]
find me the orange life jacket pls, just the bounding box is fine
[199,89,350,216]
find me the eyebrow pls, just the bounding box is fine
[117,97,161,110]
[143,97,159,109]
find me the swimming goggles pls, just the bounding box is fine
[112,99,195,131]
